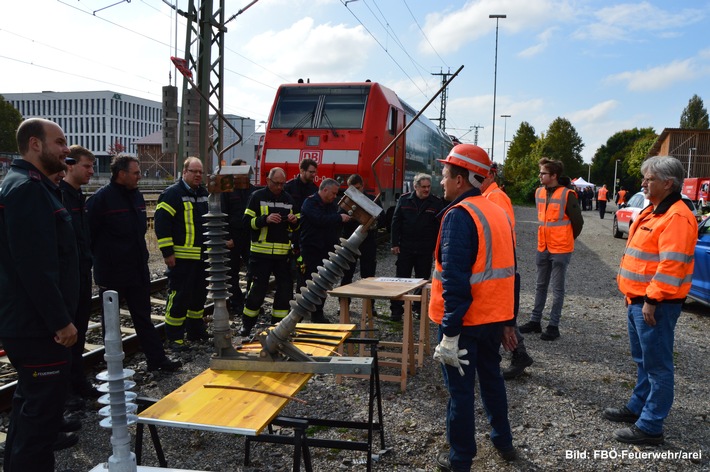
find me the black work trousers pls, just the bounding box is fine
[164,259,208,338]
[390,250,433,317]
[1,336,71,471]
[98,277,167,366]
[69,271,92,393]
[244,255,293,320]
[228,229,251,315]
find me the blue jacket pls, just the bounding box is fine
[0,159,79,337]
[300,192,342,253]
[87,181,150,287]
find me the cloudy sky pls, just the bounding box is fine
[2,0,709,163]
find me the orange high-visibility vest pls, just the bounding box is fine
[617,198,697,303]
[536,186,574,253]
[598,187,608,201]
[483,181,515,233]
[429,196,515,326]
[617,189,628,204]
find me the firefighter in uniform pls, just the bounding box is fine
[429,144,518,471]
[0,118,79,470]
[88,155,180,372]
[60,145,100,409]
[155,157,210,350]
[241,167,298,336]
[604,155,697,446]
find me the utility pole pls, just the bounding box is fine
[472,125,483,146]
[173,0,226,172]
[431,69,451,133]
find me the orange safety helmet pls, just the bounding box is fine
[438,144,492,185]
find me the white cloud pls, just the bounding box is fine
[567,100,619,123]
[518,27,557,58]
[573,1,706,42]
[606,58,697,91]
[242,18,374,83]
[419,0,575,55]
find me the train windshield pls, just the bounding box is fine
[271,85,369,130]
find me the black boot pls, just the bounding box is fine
[240,314,258,337]
[502,350,534,380]
[165,324,189,351]
[186,317,211,341]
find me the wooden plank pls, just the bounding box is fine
[139,324,354,436]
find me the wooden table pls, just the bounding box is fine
[329,277,430,391]
[137,323,385,471]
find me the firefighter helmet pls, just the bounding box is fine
[438,144,492,187]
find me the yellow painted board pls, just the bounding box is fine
[139,324,355,436]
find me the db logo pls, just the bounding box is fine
[300,150,322,165]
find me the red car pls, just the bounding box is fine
[613,191,697,238]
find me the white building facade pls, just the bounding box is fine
[2,90,162,170]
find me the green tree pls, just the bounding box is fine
[502,121,539,203]
[539,117,584,178]
[590,128,655,190]
[680,94,709,129]
[625,133,658,190]
[0,96,23,153]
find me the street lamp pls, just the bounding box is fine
[489,14,507,161]
[587,163,591,182]
[613,159,620,202]
[500,114,511,162]
[688,147,696,178]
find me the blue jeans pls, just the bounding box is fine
[439,325,512,471]
[531,250,572,326]
[625,302,680,435]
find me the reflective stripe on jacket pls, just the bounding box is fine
[429,196,515,327]
[483,181,515,233]
[155,181,209,260]
[617,194,697,303]
[536,186,574,253]
[243,187,297,257]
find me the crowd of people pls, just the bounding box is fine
[0,118,697,471]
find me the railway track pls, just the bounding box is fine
[0,276,189,412]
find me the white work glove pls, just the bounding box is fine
[433,334,469,376]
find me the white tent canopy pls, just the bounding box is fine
[572,177,595,188]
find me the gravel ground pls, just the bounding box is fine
[49,204,709,471]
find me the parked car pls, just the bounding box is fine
[688,216,710,306]
[613,191,697,239]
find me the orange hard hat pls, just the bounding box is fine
[438,144,492,180]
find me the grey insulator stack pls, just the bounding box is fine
[97,290,138,472]
[203,192,238,357]
[260,227,366,360]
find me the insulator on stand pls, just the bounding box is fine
[96,290,138,472]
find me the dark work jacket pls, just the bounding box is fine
[390,191,444,254]
[342,191,380,251]
[299,192,342,253]
[60,179,92,277]
[284,177,317,215]
[0,159,79,337]
[87,181,150,286]
[154,180,209,260]
[221,183,258,237]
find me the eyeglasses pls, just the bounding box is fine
[185,169,203,175]
[269,179,285,187]
[539,172,550,176]
[641,177,657,183]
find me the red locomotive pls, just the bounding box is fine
[257,81,453,221]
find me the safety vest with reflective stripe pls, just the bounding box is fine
[429,197,515,326]
[536,186,574,253]
[483,181,515,233]
[155,182,209,261]
[244,187,296,257]
[617,198,697,302]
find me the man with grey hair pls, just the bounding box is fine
[241,167,298,335]
[300,178,351,322]
[390,172,444,321]
[605,155,697,445]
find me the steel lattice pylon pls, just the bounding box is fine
[177,0,226,171]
